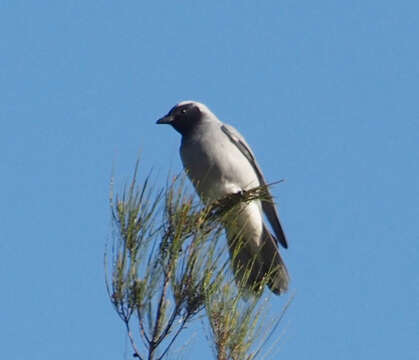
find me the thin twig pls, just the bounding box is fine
[157,313,191,360]
[149,269,172,360]
[125,321,143,360]
[137,308,151,346]
[155,305,180,346]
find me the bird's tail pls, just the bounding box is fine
[260,225,289,295]
[228,225,289,296]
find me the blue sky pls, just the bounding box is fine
[1,1,418,359]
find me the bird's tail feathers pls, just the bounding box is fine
[260,225,289,295]
[227,225,289,296]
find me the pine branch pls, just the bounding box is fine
[105,161,292,359]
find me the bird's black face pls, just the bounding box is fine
[156,103,202,135]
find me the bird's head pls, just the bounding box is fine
[156,101,214,135]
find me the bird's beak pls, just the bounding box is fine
[156,114,174,124]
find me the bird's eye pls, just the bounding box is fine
[181,108,187,114]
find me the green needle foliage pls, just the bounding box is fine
[105,161,290,360]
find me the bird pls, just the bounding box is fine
[156,101,289,295]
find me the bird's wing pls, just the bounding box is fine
[221,124,288,248]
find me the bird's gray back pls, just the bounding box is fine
[180,121,260,201]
